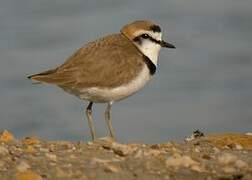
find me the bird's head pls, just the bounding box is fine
[121,20,175,65]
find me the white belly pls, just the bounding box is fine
[78,65,152,103]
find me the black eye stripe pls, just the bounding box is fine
[133,36,141,43]
[133,33,162,46]
[142,34,161,44]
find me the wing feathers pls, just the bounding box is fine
[28,34,145,89]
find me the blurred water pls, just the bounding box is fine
[1,0,252,143]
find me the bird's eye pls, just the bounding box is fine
[141,34,149,39]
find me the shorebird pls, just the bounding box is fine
[28,20,175,141]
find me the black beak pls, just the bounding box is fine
[160,40,176,48]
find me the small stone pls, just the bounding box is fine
[111,142,133,156]
[143,149,161,157]
[24,145,36,153]
[45,153,57,161]
[0,130,14,142]
[235,144,243,150]
[111,157,124,162]
[98,136,114,142]
[87,141,93,146]
[90,157,110,164]
[16,161,31,172]
[39,148,49,153]
[0,145,9,155]
[213,147,220,153]
[226,143,243,150]
[202,154,211,160]
[164,175,170,180]
[22,137,40,145]
[150,144,160,149]
[218,153,237,165]
[70,154,77,159]
[15,170,43,180]
[0,161,5,169]
[63,163,72,168]
[166,155,200,170]
[171,147,182,156]
[222,166,236,173]
[191,164,204,172]
[49,162,57,166]
[104,164,120,173]
[235,159,248,169]
[55,167,69,178]
[194,147,201,153]
[134,149,143,158]
[246,132,252,136]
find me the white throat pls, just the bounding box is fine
[134,31,162,66]
[136,40,161,66]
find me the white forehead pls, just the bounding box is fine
[133,30,162,41]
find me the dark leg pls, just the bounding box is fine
[85,102,96,141]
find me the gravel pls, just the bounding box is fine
[0,130,251,180]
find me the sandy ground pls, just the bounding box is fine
[0,130,252,180]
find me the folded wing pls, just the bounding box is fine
[28,34,144,90]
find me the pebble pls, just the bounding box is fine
[104,164,120,173]
[235,144,244,150]
[24,145,36,153]
[45,153,57,161]
[90,157,111,164]
[166,155,204,172]
[194,147,201,153]
[0,145,9,155]
[150,144,160,149]
[15,170,43,180]
[111,142,134,156]
[171,147,182,156]
[0,130,14,142]
[87,141,93,146]
[141,144,146,148]
[166,155,200,170]
[55,167,69,178]
[22,137,40,145]
[226,143,244,150]
[16,161,31,172]
[70,154,77,159]
[134,149,143,158]
[202,154,211,160]
[213,147,220,154]
[235,159,248,169]
[191,164,204,172]
[222,166,236,173]
[143,149,161,157]
[164,175,170,180]
[39,148,49,153]
[0,161,5,169]
[218,153,237,165]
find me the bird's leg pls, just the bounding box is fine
[85,102,96,141]
[105,102,116,140]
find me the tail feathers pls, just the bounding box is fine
[27,68,58,84]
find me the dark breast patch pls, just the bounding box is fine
[143,55,156,75]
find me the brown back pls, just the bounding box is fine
[29,34,146,90]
